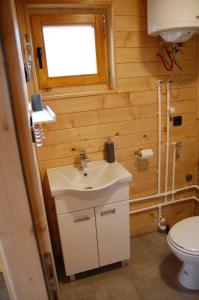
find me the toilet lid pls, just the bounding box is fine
[169,216,199,254]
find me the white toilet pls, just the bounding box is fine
[167,216,199,290]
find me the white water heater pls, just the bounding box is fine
[147,0,199,43]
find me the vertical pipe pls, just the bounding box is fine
[158,205,162,219]
[157,80,163,195]
[165,81,171,202]
[172,143,177,201]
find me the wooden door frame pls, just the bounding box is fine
[0,0,60,299]
[0,39,49,300]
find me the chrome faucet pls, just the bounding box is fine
[80,149,89,173]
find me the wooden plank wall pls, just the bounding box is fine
[17,0,199,248]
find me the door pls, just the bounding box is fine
[0,0,59,299]
[58,209,99,276]
[95,201,130,267]
[0,41,49,300]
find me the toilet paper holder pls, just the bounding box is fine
[134,149,142,157]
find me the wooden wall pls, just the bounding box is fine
[17,0,199,245]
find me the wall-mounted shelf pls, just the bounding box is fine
[32,106,56,124]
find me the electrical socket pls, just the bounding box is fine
[173,116,182,126]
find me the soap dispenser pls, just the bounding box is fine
[106,137,115,163]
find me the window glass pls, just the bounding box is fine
[42,25,97,77]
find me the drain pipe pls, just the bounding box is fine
[171,142,177,201]
[157,80,163,195]
[130,195,198,235]
[129,194,199,216]
[165,80,171,203]
[129,196,198,215]
[129,185,199,204]
[193,196,199,203]
[158,79,167,230]
[171,141,182,201]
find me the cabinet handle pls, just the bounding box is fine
[101,208,116,216]
[74,215,90,223]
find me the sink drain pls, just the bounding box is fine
[84,186,93,190]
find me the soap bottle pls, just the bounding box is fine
[106,137,115,163]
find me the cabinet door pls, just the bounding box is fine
[57,208,99,276]
[95,201,130,267]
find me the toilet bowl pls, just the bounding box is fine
[167,216,199,290]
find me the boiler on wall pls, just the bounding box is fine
[147,0,199,43]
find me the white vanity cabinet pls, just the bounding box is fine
[55,186,130,277]
[47,160,132,278]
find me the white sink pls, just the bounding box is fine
[47,160,132,197]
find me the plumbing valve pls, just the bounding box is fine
[169,107,176,121]
[157,216,167,232]
[169,107,176,114]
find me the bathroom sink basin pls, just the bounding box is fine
[47,160,132,197]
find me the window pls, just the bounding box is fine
[43,25,97,77]
[31,13,107,89]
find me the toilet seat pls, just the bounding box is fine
[168,216,199,256]
[168,235,199,256]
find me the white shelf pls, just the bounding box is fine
[32,106,56,124]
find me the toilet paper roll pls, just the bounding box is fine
[138,149,154,160]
